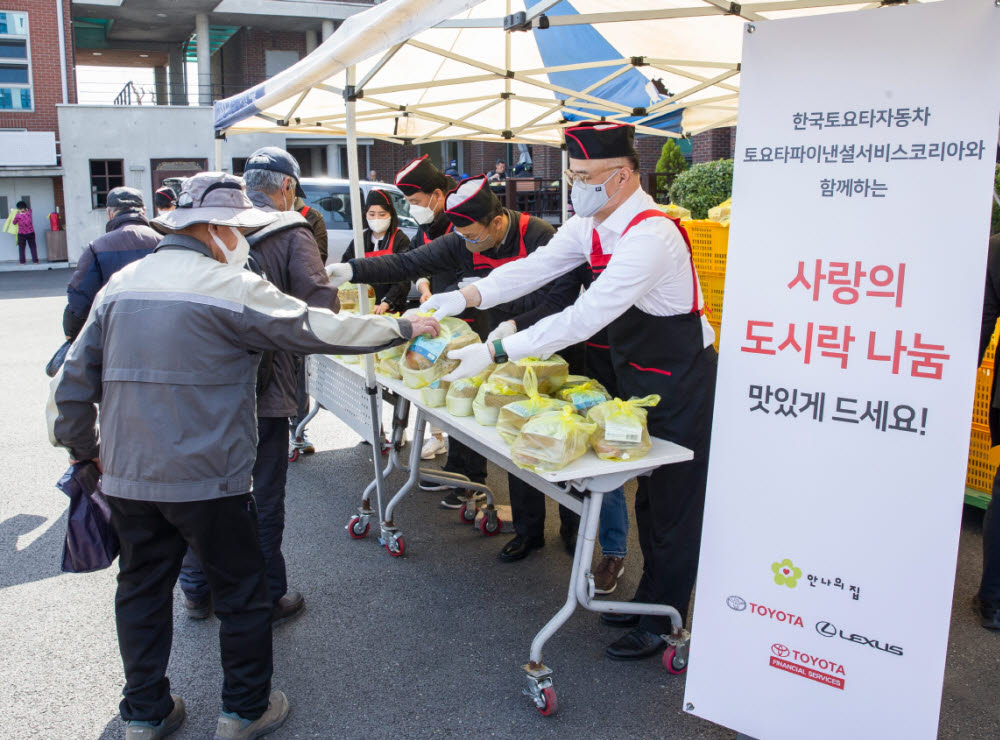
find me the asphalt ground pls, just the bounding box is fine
[1,268,999,739]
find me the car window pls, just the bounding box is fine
[387,190,419,229]
[301,184,353,230]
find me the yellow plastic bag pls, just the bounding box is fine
[511,406,598,473]
[496,368,570,444]
[444,364,495,416]
[400,316,481,389]
[338,282,376,312]
[421,379,450,407]
[375,356,402,379]
[707,198,731,224]
[587,395,660,462]
[473,380,529,426]
[658,203,691,220]
[488,355,569,396]
[556,378,611,414]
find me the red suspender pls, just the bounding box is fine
[472,212,529,270]
[590,209,701,315]
[299,206,310,217]
[367,229,397,258]
[419,223,452,246]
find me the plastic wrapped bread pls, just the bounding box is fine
[556,378,611,414]
[443,365,496,416]
[338,282,376,312]
[707,198,731,224]
[496,368,570,445]
[421,380,450,407]
[400,316,481,389]
[587,395,660,462]
[659,203,691,220]
[510,406,598,474]
[472,381,529,426]
[488,355,569,396]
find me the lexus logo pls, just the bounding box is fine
[816,621,837,637]
[771,643,790,658]
[726,595,747,611]
[814,621,903,657]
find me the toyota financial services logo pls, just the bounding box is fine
[771,643,791,658]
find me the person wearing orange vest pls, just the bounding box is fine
[340,188,411,314]
[424,122,718,662]
[326,175,587,555]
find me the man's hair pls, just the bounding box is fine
[15,200,26,209]
[243,168,288,195]
[476,201,505,226]
[496,160,505,166]
[417,170,449,196]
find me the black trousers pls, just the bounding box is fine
[180,417,289,606]
[442,437,486,484]
[509,475,578,540]
[289,357,310,436]
[981,467,1000,603]
[107,494,273,722]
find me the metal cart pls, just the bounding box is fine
[305,353,695,716]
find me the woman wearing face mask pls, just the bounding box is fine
[340,189,411,314]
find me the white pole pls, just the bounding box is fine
[195,13,212,106]
[215,137,223,171]
[55,0,68,104]
[561,147,569,225]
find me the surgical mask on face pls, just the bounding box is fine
[210,225,251,268]
[408,193,438,226]
[570,168,622,218]
[367,217,391,234]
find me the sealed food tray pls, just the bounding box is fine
[683,219,729,274]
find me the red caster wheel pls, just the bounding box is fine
[288,447,300,463]
[479,513,502,536]
[385,535,406,558]
[348,516,369,539]
[459,502,477,524]
[663,646,688,674]
[537,686,558,716]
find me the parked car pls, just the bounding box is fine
[299,178,419,263]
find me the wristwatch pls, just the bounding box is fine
[491,339,509,364]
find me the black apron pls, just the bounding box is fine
[590,209,718,630]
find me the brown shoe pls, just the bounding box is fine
[272,591,305,624]
[592,556,625,595]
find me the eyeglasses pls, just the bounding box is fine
[562,166,624,186]
[460,224,492,244]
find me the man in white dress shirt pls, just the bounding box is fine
[426,121,718,662]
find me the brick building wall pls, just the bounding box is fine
[691,126,736,164]
[242,29,308,90]
[369,140,419,184]
[529,144,562,181]
[0,0,77,133]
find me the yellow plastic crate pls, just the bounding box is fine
[973,363,995,428]
[709,319,721,353]
[967,423,998,493]
[699,271,726,322]
[683,220,729,273]
[986,328,999,366]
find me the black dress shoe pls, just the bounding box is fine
[600,611,640,628]
[272,590,305,624]
[605,628,666,661]
[498,535,544,562]
[973,595,1000,630]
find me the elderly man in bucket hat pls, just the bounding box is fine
[47,172,438,740]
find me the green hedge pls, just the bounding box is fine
[668,159,734,219]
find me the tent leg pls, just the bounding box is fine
[561,148,568,225]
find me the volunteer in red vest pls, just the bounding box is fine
[327,176,586,559]
[424,122,718,661]
[340,188,411,314]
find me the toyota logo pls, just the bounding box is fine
[726,595,747,611]
[816,621,837,637]
[771,643,790,658]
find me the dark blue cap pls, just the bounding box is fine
[245,146,306,197]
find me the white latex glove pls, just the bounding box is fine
[486,320,516,344]
[421,290,468,319]
[326,262,353,287]
[442,343,494,382]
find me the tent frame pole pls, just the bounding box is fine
[561,148,568,226]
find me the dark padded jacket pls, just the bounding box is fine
[247,191,341,417]
[978,233,1000,443]
[349,209,582,332]
[342,228,412,313]
[63,211,160,340]
[295,199,329,263]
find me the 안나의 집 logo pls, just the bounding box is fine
[771,558,802,588]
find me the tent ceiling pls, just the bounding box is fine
[215,0,937,145]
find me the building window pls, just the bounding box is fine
[90,160,124,209]
[0,11,30,111]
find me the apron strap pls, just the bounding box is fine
[472,211,530,270]
[620,209,702,316]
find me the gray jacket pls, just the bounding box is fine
[47,234,413,502]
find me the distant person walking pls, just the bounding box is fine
[13,201,37,264]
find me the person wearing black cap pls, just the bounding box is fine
[63,186,160,343]
[340,188,411,314]
[423,122,718,662]
[327,175,587,558]
[178,147,335,626]
[153,186,176,216]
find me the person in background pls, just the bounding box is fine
[13,201,37,265]
[63,187,160,342]
[178,148,333,625]
[153,187,176,216]
[341,188,411,314]
[487,160,507,185]
[975,231,1000,631]
[368,169,378,182]
[293,195,328,264]
[444,159,461,179]
[48,170,436,740]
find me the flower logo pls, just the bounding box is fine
[771,558,802,588]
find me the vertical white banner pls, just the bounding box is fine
[684,2,1000,739]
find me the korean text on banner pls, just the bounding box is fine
[683,2,1000,739]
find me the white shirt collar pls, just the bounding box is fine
[597,187,655,236]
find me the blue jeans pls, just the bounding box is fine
[598,486,627,558]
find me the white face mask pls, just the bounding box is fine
[367,217,391,234]
[210,225,251,268]
[407,193,438,226]
[570,168,622,218]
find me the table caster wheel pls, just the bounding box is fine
[479,512,502,536]
[459,502,477,523]
[663,646,687,674]
[347,516,369,539]
[537,686,558,716]
[385,535,406,558]
[288,447,300,463]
